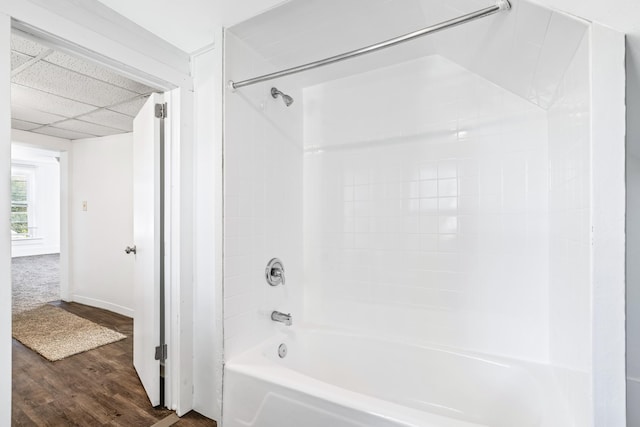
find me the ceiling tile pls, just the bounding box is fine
[54,119,123,137]
[107,96,149,116]
[33,126,95,140]
[12,60,140,107]
[11,34,50,56]
[11,119,41,131]
[10,33,161,136]
[12,84,98,117]
[11,52,33,71]
[12,103,68,125]
[44,51,158,95]
[79,109,133,132]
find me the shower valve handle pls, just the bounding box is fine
[271,267,285,286]
[266,258,285,286]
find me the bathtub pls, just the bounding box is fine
[222,328,573,427]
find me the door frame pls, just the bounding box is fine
[0,2,195,419]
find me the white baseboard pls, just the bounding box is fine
[71,295,133,318]
[11,245,60,258]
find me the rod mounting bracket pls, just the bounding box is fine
[496,0,511,10]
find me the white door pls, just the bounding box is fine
[132,92,164,406]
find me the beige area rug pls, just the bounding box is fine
[12,305,126,361]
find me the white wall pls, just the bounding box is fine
[11,145,61,257]
[0,12,12,421]
[304,55,551,361]
[589,25,627,426]
[223,31,304,361]
[192,42,223,420]
[11,132,71,260]
[547,32,592,423]
[69,133,134,316]
[520,12,638,420]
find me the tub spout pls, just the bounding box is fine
[271,311,292,326]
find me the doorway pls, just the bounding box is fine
[9,27,171,410]
[0,4,198,420]
[10,144,62,314]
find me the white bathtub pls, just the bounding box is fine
[223,328,573,427]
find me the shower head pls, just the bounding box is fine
[271,87,294,107]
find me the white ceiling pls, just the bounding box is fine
[95,0,289,53]
[93,0,640,55]
[10,33,162,140]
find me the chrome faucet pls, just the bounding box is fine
[271,311,292,326]
[265,258,285,286]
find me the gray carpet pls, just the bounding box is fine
[12,254,60,314]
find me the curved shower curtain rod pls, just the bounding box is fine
[228,0,511,90]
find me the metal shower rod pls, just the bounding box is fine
[228,0,511,90]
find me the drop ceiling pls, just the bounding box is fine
[10,32,162,140]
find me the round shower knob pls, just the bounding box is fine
[265,258,285,286]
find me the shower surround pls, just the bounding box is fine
[222,0,626,425]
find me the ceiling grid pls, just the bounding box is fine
[10,33,162,140]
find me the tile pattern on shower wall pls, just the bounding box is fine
[223,32,304,361]
[304,55,551,362]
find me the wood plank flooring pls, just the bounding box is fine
[12,301,216,427]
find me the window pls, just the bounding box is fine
[11,166,35,240]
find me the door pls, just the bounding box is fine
[132,92,165,407]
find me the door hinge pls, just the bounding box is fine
[155,102,167,119]
[155,344,168,361]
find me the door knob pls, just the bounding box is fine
[125,245,137,255]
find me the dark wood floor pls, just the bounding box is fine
[12,301,216,427]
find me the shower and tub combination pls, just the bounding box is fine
[221,0,626,425]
